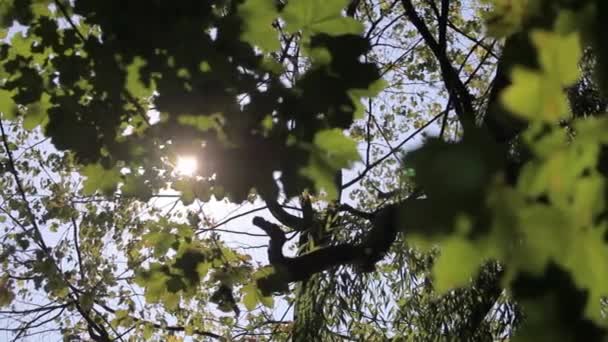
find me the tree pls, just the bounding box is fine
[1,0,608,340]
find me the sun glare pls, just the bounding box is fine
[175,156,198,176]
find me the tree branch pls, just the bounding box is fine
[339,203,375,220]
[95,302,225,340]
[342,109,447,189]
[253,191,424,295]
[439,0,450,50]
[346,0,361,17]
[401,0,475,132]
[265,198,308,231]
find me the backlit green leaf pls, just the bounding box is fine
[301,129,360,199]
[238,0,280,51]
[531,30,581,86]
[81,164,121,196]
[282,0,363,36]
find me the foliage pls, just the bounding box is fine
[1,0,608,340]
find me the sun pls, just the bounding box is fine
[175,156,198,176]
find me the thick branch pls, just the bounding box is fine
[253,194,426,295]
[439,0,449,50]
[339,203,375,220]
[265,198,308,231]
[482,34,532,143]
[401,0,475,132]
[346,0,361,17]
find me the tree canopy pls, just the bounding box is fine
[1,0,608,340]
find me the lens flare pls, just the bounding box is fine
[175,156,198,176]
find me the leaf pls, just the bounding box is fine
[531,30,581,86]
[115,309,129,320]
[23,94,51,129]
[142,323,154,340]
[570,176,605,228]
[121,174,153,201]
[301,129,360,199]
[514,205,574,274]
[242,282,273,311]
[112,309,133,328]
[167,336,183,342]
[138,268,169,303]
[501,67,569,122]
[143,231,176,257]
[196,262,210,279]
[0,89,17,120]
[238,0,280,51]
[81,163,121,196]
[177,114,222,132]
[482,0,529,37]
[242,283,258,311]
[418,234,491,294]
[313,129,361,167]
[282,0,363,36]
[434,239,479,292]
[173,179,195,205]
[163,291,180,310]
[126,56,155,99]
[348,79,387,119]
[567,226,608,324]
[10,32,32,58]
[0,278,14,307]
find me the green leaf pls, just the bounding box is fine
[10,32,33,58]
[282,0,363,36]
[348,79,387,119]
[0,89,17,120]
[567,226,608,323]
[411,230,496,294]
[196,262,210,279]
[143,231,176,257]
[301,129,360,199]
[531,30,581,86]
[177,114,222,132]
[173,179,195,205]
[260,57,284,74]
[432,237,486,293]
[142,323,154,340]
[500,30,581,123]
[501,67,569,122]
[126,56,155,99]
[138,269,169,303]
[115,309,129,320]
[81,164,121,196]
[238,0,280,51]
[514,205,573,274]
[482,0,528,37]
[242,283,258,311]
[121,174,153,202]
[0,278,14,307]
[313,129,361,167]
[23,98,50,129]
[242,282,273,311]
[162,291,180,310]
